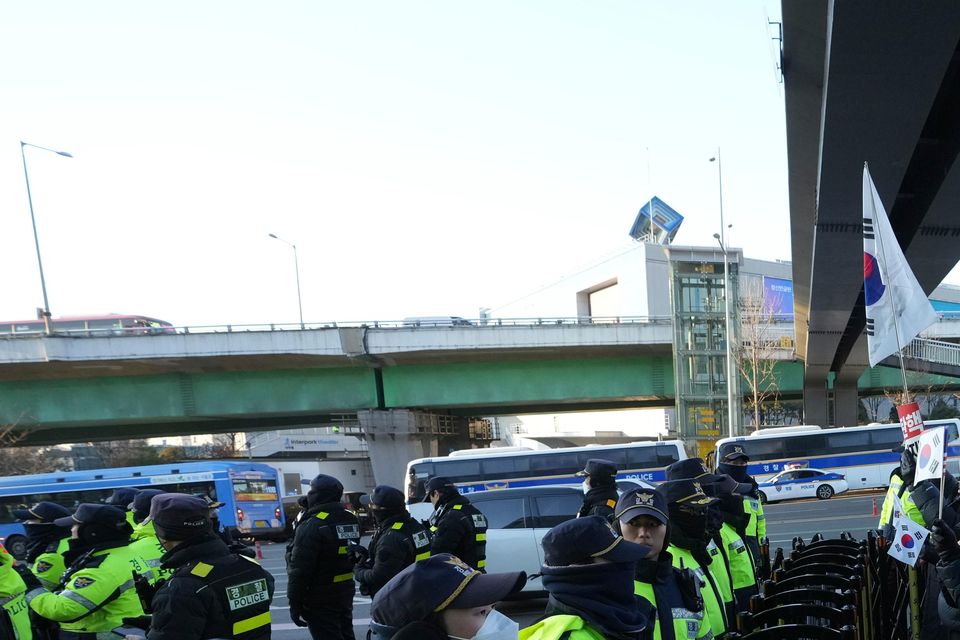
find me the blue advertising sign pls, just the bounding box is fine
[763,277,794,316]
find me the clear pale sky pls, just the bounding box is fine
[0,1,891,328]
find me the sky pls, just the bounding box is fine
[0,2,831,328]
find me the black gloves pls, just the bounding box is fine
[901,449,917,484]
[347,541,369,565]
[930,519,960,563]
[289,602,308,627]
[12,562,42,591]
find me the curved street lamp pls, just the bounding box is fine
[268,233,304,329]
[21,141,73,335]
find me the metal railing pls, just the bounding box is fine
[903,337,960,368]
[0,315,675,338]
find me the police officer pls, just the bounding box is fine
[575,459,618,520]
[143,493,274,639]
[12,502,72,591]
[662,479,728,639]
[706,475,758,612]
[105,489,139,528]
[16,504,145,639]
[127,490,171,586]
[667,459,737,624]
[518,516,654,639]
[285,474,359,640]
[716,446,765,570]
[0,543,31,640]
[424,477,488,571]
[354,486,431,597]
[616,487,709,640]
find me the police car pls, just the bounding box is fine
[758,468,849,503]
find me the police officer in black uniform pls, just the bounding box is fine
[285,474,360,640]
[423,477,488,571]
[576,458,619,520]
[354,486,431,597]
[144,493,274,640]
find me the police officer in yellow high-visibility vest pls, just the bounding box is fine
[12,502,73,592]
[16,504,145,640]
[128,489,173,586]
[0,543,31,640]
[716,445,765,572]
[616,486,710,640]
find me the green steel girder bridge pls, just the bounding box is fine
[1,320,956,446]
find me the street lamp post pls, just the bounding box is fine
[713,233,735,439]
[268,233,304,329]
[710,148,735,438]
[21,141,73,335]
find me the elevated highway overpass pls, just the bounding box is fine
[784,1,960,426]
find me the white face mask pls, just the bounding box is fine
[582,479,591,494]
[450,609,519,640]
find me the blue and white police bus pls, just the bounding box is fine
[713,419,960,491]
[405,440,687,504]
[0,461,285,558]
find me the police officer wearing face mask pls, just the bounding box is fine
[715,446,765,572]
[105,489,139,528]
[661,479,727,639]
[12,502,72,591]
[127,490,171,587]
[424,478,488,572]
[369,553,526,640]
[354,486,432,597]
[285,474,360,639]
[667,459,736,625]
[615,487,709,640]
[15,504,146,639]
[575,459,619,521]
[143,493,274,640]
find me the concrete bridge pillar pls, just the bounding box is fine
[803,371,829,427]
[833,372,861,428]
[357,409,471,489]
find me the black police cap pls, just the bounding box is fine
[721,444,750,462]
[666,458,724,484]
[371,554,525,629]
[53,504,128,529]
[130,489,166,515]
[659,479,719,510]
[575,458,617,478]
[615,487,669,525]
[423,477,457,500]
[310,474,344,494]
[541,515,650,566]
[13,501,72,524]
[361,485,406,512]
[105,488,138,509]
[146,493,211,539]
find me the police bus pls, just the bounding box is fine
[712,419,960,492]
[0,461,285,558]
[404,440,687,504]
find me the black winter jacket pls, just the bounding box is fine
[578,485,618,520]
[429,495,487,571]
[285,502,359,605]
[147,535,275,640]
[355,514,431,597]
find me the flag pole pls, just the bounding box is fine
[866,162,912,402]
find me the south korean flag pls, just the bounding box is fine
[888,493,929,567]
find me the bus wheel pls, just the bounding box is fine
[5,535,26,560]
[816,484,835,500]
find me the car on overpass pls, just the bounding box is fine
[758,468,849,503]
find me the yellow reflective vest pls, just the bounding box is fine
[520,614,607,640]
[0,546,32,640]
[879,473,925,534]
[32,538,69,592]
[634,579,712,640]
[670,544,726,638]
[27,542,146,634]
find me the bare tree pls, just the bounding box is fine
[205,432,243,459]
[0,422,68,476]
[736,285,788,428]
